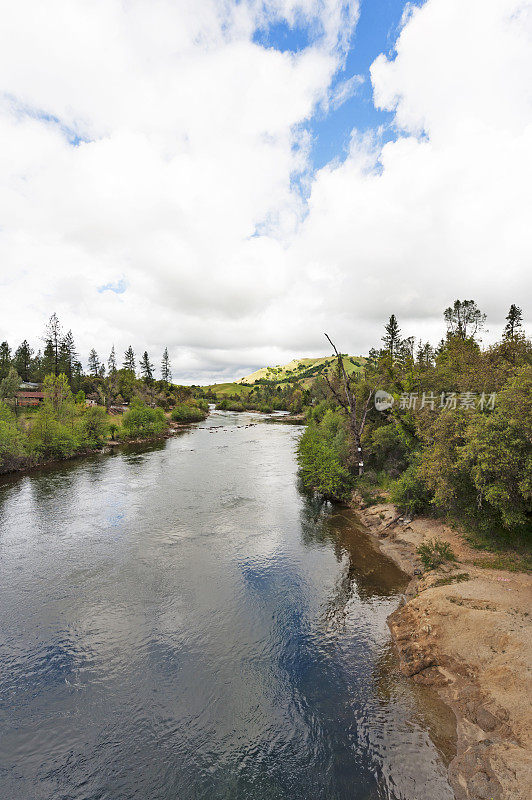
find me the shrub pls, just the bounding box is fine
[297,416,353,501]
[216,400,245,412]
[171,403,207,423]
[370,421,415,471]
[390,463,432,516]
[80,406,109,447]
[416,538,456,570]
[121,400,167,438]
[0,402,27,472]
[28,409,78,459]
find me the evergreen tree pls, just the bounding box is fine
[503,304,523,340]
[72,359,83,390]
[41,340,56,378]
[32,349,43,380]
[59,330,77,381]
[399,336,415,362]
[44,313,62,375]
[416,341,434,370]
[161,347,172,383]
[88,348,101,376]
[123,346,136,373]
[140,351,154,382]
[382,314,401,361]
[13,340,34,381]
[0,341,11,379]
[108,345,117,375]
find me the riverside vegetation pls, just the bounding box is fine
[2,299,531,560]
[297,301,531,559]
[0,315,208,474]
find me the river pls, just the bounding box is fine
[0,410,455,800]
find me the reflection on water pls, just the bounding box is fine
[0,411,454,800]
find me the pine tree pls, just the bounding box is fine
[41,340,56,378]
[72,359,83,389]
[140,351,154,382]
[59,330,77,381]
[33,349,43,380]
[382,314,401,360]
[416,341,434,370]
[503,304,523,340]
[0,341,11,380]
[88,348,101,376]
[123,346,136,373]
[108,345,117,375]
[397,335,415,366]
[13,340,34,381]
[161,347,172,383]
[44,313,62,375]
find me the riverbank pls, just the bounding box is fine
[352,496,532,800]
[0,421,195,479]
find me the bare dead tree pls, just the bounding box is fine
[323,333,374,475]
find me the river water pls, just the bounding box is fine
[0,410,454,800]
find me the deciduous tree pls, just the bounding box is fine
[444,299,486,341]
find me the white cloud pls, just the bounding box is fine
[0,0,531,380]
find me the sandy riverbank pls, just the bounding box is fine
[353,498,532,800]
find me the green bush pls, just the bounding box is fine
[0,402,27,471]
[216,399,245,411]
[390,463,432,516]
[297,415,353,501]
[171,403,207,423]
[80,406,109,447]
[121,400,167,438]
[370,421,415,471]
[416,538,456,570]
[28,409,78,459]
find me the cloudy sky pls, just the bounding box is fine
[1,0,531,383]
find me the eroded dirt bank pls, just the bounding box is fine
[353,499,532,800]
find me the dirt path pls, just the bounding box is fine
[354,500,532,800]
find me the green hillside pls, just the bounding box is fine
[201,355,366,396]
[237,355,366,387]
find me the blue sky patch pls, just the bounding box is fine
[3,92,90,146]
[97,278,128,295]
[254,1,424,171]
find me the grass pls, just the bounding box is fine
[432,572,470,587]
[417,538,456,570]
[471,555,532,573]
[461,524,532,573]
[202,382,253,397]
[355,471,392,507]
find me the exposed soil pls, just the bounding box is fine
[352,497,532,800]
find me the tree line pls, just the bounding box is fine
[0,313,173,388]
[297,300,531,549]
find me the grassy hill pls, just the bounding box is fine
[238,355,366,387]
[201,355,366,396]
